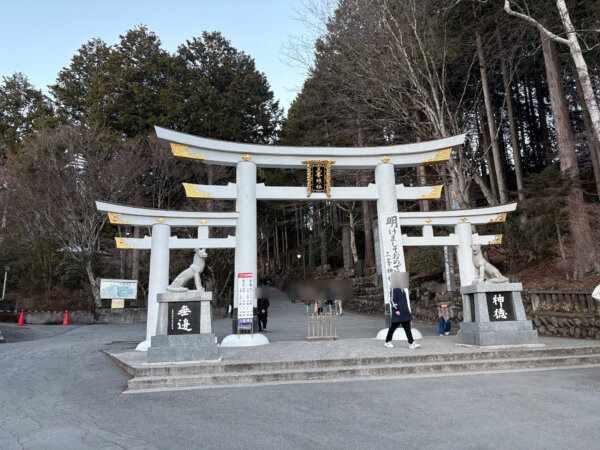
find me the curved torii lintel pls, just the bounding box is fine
[154,126,466,169]
[390,203,518,226]
[95,201,239,227]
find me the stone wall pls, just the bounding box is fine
[531,312,600,339]
[348,274,384,316]
[22,308,147,325]
[348,275,465,322]
[409,285,463,323]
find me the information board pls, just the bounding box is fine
[237,272,254,329]
[100,279,138,300]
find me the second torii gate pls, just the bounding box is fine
[381,203,518,289]
[96,201,238,350]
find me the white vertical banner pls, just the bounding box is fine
[380,213,408,305]
[237,272,254,329]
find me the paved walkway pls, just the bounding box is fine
[212,287,441,342]
[2,290,600,449]
[2,322,600,449]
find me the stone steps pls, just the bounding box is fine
[119,345,600,393]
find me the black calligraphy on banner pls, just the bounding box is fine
[385,216,402,274]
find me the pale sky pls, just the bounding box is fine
[0,0,314,113]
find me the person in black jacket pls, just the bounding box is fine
[384,273,420,349]
[257,296,270,332]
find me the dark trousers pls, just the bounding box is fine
[385,321,413,344]
[258,316,267,331]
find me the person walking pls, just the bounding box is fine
[384,272,420,349]
[257,295,270,332]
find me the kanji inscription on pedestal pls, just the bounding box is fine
[486,292,515,322]
[167,302,200,335]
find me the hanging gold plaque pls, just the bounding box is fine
[302,160,334,197]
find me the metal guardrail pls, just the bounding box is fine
[307,313,338,340]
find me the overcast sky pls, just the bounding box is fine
[1,0,314,113]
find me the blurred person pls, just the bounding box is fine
[256,287,269,332]
[437,300,453,336]
[384,272,420,349]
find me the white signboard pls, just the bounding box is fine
[380,214,408,305]
[100,279,138,300]
[237,273,254,329]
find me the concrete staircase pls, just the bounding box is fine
[108,345,600,393]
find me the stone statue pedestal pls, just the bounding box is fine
[147,291,219,363]
[457,283,538,346]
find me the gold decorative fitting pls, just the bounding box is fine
[157,217,165,223]
[417,185,443,200]
[200,219,207,224]
[425,218,432,224]
[488,212,507,223]
[422,147,452,165]
[108,212,131,225]
[460,217,467,222]
[490,234,503,245]
[115,237,133,249]
[381,155,390,163]
[302,160,335,198]
[242,154,252,161]
[183,183,214,199]
[170,142,206,161]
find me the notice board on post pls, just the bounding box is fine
[100,279,138,300]
[237,273,254,329]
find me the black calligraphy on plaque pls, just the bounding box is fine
[485,292,515,322]
[303,160,333,197]
[310,164,326,193]
[167,302,200,335]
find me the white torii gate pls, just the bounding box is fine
[154,126,466,324]
[381,202,518,293]
[96,201,238,350]
[154,126,466,345]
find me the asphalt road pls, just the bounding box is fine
[1,320,600,450]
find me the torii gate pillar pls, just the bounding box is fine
[224,159,269,346]
[455,222,476,287]
[375,162,401,302]
[234,160,257,303]
[136,222,170,351]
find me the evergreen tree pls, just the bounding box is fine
[0,73,55,158]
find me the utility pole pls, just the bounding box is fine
[2,266,9,300]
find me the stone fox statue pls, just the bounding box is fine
[167,248,207,292]
[472,244,509,284]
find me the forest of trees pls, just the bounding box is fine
[0,27,282,308]
[1,0,599,309]
[279,0,600,284]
